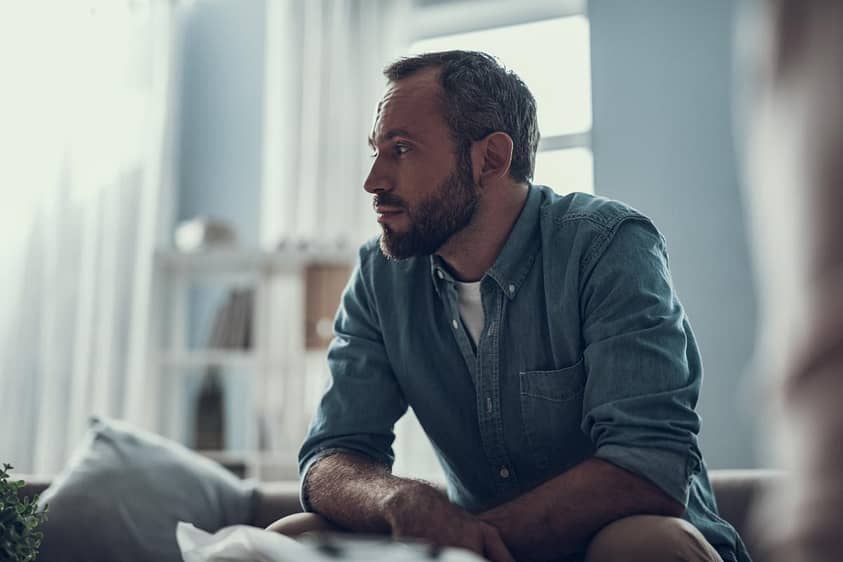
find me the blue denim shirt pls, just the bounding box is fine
[300,185,749,562]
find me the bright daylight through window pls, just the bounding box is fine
[410,15,593,194]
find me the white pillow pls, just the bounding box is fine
[35,417,257,562]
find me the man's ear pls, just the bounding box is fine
[471,131,514,186]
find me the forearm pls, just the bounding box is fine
[480,457,684,561]
[304,451,444,534]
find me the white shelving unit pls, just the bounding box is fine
[154,247,354,480]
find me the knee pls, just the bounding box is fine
[585,515,722,562]
[265,512,345,537]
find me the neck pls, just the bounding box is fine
[437,182,529,282]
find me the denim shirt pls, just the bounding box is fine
[299,185,750,562]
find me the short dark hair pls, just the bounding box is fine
[384,50,540,184]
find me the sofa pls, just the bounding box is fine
[20,469,781,562]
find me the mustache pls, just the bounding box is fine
[373,193,407,209]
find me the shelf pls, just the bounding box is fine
[198,449,298,464]
[159,350,257,369]
[198,449,255,464]
[198,450,301,481]
[155,247,355,275]
[155,246,350,475]
[159,350,300,370]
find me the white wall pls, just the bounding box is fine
[589,0,759,468]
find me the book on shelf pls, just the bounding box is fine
[208,288,253,350]
[196,287,255,452]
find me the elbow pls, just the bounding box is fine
[658,496,686,518]
[624,485,686,519]
[639,480,686,519]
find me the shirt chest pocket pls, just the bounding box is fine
[519,359,591,471]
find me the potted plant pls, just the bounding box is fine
[0,463,47,562]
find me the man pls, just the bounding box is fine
[270,51,748,562]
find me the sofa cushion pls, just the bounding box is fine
[35,416,257,562]
[710,469,785,562]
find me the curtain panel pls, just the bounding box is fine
[0,1,180,474]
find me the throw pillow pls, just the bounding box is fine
[35,416,257,562]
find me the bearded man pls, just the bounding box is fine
[269,50,749,562]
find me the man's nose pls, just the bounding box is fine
[363,157,393,194]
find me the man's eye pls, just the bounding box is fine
[369,144,409,158]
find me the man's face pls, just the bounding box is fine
[364,70,479,260]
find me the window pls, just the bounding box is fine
[409,5,593,194]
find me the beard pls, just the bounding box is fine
[378,151,478,260]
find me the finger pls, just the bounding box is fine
[464,532,487,557]
[483,528,516,562]
[265,513,345,536]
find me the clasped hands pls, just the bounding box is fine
[382,482,520,562]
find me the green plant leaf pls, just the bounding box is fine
[0,463,47,562]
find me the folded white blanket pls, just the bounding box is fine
[177,522,486,562]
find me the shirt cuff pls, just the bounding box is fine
[594,444,698,507]
[299,447,354,512]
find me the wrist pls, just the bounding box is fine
[380,480,447,534]
[480,503,518,541]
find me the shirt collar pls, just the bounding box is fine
[485,183,542,300]
[429,183,543,300]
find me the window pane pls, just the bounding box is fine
[534,147,593,194]
[410,17,592,136]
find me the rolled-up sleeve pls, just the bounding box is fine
[297,247,408,511]
[580,219,703,507]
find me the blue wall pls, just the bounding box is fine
[589,0,758,468]
[178,0,265,246]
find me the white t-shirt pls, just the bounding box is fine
[456,280,484,346]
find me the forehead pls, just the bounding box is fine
[371,69,449,142]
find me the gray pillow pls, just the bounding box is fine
[35,416,257,562]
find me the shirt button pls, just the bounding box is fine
[452,319,459,330]
[436,269,444,279]
[499,466,510,479]
[508,283,516,295]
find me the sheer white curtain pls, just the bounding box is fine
[0,1,179,474]
[260,0,411,247]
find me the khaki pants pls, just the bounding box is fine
[269,512,722,562]
[583,515,722,562]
